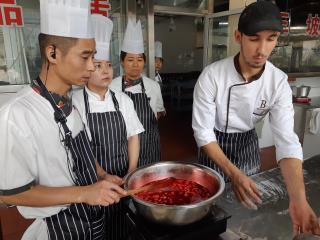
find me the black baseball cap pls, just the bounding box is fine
[238,1,282,36]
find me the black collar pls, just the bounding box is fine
[31,79,72,117]
[233,53,265,82]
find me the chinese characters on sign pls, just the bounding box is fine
[306,14,319,37]
[280,12,290,34]
[0,0,24,27]
[91,0,111,17]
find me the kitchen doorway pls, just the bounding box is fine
[154,14,204,161]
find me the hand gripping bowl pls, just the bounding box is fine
[124,161,225,225]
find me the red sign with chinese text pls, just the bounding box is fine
[91,0,111,17]
[280,12,290,34]
[0,0,15,4]
[306,14,319,37]
[0,0,24,26]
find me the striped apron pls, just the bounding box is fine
[84,89,130,240]
[198,82,261,182]
[122,77,161,167]
[199,129,261,181]
[35,78,104,240]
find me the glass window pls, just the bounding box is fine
[206,7,320,75]
[270,39,320,74]
[0,0,39,86]
[207,14,239,65]
[269,3,320,74]
[0,25,30,86]
[20,4,41,82]
[0,0,126,84]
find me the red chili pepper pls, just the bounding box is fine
[136,178,214,205]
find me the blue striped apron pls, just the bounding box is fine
[35,77,104,240]
[84,89,130,240]
[122,77,161,167]
[198,82,261,181]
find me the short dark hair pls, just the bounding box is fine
[38,33,78,64]
[120,51,146,62]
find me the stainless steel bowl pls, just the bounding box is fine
[291,86,311,98]
[124,161,225,225]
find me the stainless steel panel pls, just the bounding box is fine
[146,0,155,79]
[154,5,206,17]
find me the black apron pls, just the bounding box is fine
[35,78,104,240]
[198,83,261,182]
[84,88,130,240]
[122,77,161,167]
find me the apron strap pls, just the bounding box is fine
[110,90,120,112]
[83,87,90,115]
[140,78,146,94]
[35,77,72,148]
[121,75,125,92]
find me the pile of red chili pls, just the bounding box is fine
[135,178,213,205]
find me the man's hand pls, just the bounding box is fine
[230,169,262,210]
[279,158,320,236]
[201,142,262,209]
[95,161,124,185]
[289,198,320,236]
[80,180,127,206]
[103,174,123,186]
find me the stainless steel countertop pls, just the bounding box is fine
[294,103,320,109]
[216,155,320,240]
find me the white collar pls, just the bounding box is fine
[85,86,110,101]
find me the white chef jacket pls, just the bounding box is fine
[110,76,165,117]
[72,87,145,138]
[192,56,303,162]
[0,86,89,240]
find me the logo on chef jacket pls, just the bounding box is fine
[253,100,269,116]
[0,0,24,27]
[260,100,267,109]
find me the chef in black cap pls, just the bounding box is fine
[192,1,320,235]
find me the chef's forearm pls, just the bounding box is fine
[0,185,85,207]
[128,135,139,172]
[279,158,306,201]
[202,141,239,177]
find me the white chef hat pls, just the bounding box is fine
[91,14,113,61]
[155,41,163,58]
[40,0,93,39]
[121,18,144,54]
